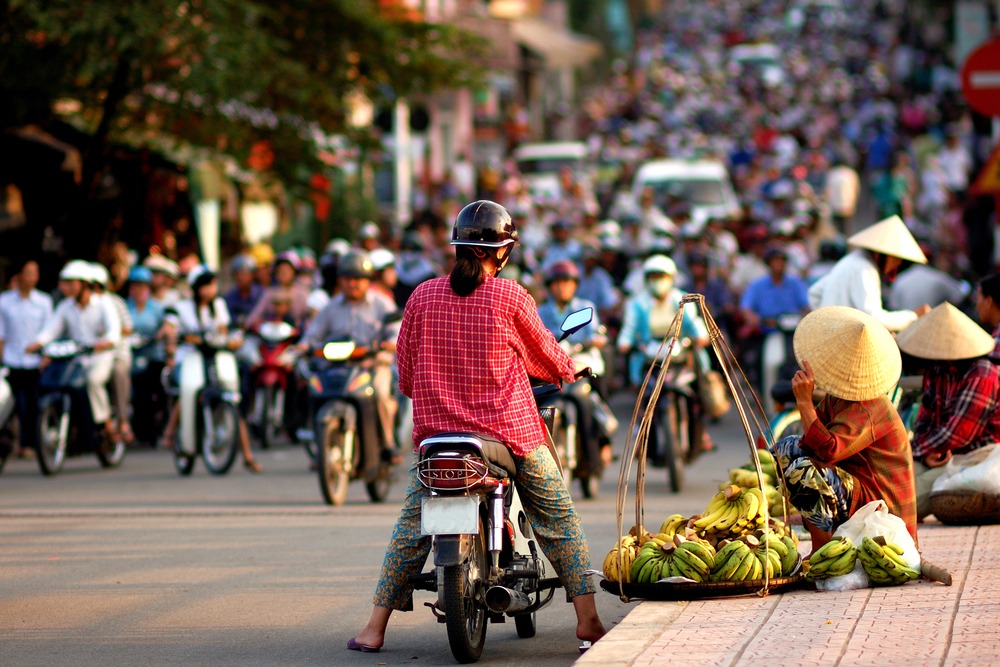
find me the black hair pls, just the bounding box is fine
[979,274,1000,304]
[449,246,489,297]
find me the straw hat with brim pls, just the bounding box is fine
[793,306,902,401]
[896,302,994,361]
[847,215,927,264]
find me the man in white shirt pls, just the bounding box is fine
[0,260,53,457]
[27,260,121,436]
[937,132,972,197]
[808,215,931,332]
[824,160,860,233]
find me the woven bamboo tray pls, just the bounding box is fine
[929,490,1000,525]
[599,575,804,601]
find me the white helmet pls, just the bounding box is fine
[368,248,396,272]
[89,262,111,287]
[642,254,677,276]
[59,259,92,282]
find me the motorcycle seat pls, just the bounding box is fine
[420,432,517,479]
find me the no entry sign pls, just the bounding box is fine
[962,39,1000,117]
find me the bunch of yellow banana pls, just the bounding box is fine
[658,514,688,541]
[694,485,767,539]
[629,535,718,583]
[804,536,857,581]
[601,534,639,583]
[856,536,920,586]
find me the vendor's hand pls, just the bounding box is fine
[791,359,816,405]
[915,304,932,317]
[93,340,114,353]
[24,342,41,354]
[924,449,953,468]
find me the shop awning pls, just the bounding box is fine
[511,18,602,69]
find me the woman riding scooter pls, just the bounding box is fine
[349,200,605,654]
[160,265,262,473]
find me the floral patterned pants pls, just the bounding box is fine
[372,445,595,610]
[770,435,856,533]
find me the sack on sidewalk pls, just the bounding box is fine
[699,370,731,419]
[931,444,1000,495]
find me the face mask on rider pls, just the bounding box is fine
[647,276,673,299]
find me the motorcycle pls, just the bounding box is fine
[0,368,16,474]
[35,340,127,475]
[759,313,803,419]
[407,308,593,664]
[172,330,243,476]
[534,341,615,499]
[634,337,701,493]
[248,321,300,449]
[129,333,171,446]
[300,340,394,506]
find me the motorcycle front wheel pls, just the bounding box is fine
[514,611,536,638]
[659,392,687,494]
[443,517,488,663]
[36,401,68,476]
[201,400,240,475]
[319,424,351,505]
[257,385,282,449]
[96,433,126,468]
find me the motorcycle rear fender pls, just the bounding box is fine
[433,534,474,567]
[255,367,284,388]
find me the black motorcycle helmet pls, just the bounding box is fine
[337,251,375,279]
[451,200,519,249]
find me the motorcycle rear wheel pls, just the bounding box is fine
[319,425,351,506]
[443,516,488,663]
[36,402,67,476]
[201,401,240,475]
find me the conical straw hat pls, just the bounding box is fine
[793,306,902,401]
[896,302,994,361]
[847,215,927,264]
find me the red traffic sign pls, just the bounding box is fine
[961,39,1000,117]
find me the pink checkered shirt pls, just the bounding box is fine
[397,275,576,456]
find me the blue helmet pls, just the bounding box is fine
[128,265,153,284]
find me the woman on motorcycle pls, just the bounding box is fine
[349,201,605,653]
[161,265,262,472]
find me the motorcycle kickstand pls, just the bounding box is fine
[423,601,447,623]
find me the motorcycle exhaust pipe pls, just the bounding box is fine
[485,586,532,614]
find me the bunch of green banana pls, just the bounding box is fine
[601,534,639,583]
[748,531,796,578]
[804,536,857,581]
[669,535,717,582]
[629,540,672,583]
[728,467,775,489]
[709,537,759,581]
[857,536,920,586]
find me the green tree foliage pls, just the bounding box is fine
[2,0,484,186]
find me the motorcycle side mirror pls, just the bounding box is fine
[558,307,593,342]
[322,341,356,361]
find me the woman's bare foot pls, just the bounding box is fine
[571,593,606,643]
[352,605,392,650]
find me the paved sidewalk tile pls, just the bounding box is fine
[577,524,995,667]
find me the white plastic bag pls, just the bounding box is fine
[930,444,1000,495]
[815,500,920,591]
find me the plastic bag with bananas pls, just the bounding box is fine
[856,536,920,586]
[803,536,858,582]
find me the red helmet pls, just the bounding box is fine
[545,260,580,284]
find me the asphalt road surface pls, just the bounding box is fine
[0,391,754,667]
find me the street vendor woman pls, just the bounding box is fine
[897,291,1000,521]
[769,306,917,550]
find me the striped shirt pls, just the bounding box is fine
[802,394,917,540]
[397,275,575,456]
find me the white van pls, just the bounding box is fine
[631,159,741,223]
[512,141,591,202]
